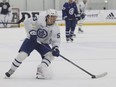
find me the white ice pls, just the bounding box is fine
[0,26,116,87]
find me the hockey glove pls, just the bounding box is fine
[75,14,81,21]
[29,30,37,42]
[81,13,86,19]
[52,46,60,57]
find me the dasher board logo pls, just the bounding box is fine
[106,12,116,19]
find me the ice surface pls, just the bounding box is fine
[0,26,116,87]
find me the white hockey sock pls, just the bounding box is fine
[40,52,54,68]
[41,58,51,67]
[11,52,28,71]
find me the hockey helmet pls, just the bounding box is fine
[46,9,58,17]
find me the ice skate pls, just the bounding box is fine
[66,38,70,42]
[72,34,76,38]
[36,66,53,79]
[70,36,74,42]
[36,67,45,79]
[78,28,84,33]
[5,69,15,78]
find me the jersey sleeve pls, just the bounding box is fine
[74,2,79,17]
[62,3,68,20]
[7,3,12,13]
[78,1,86,14]
[7,2,10,7]
[78,2,82,13]
[23,18,39,38]
[76,3,80,14]
[51,25,61,48]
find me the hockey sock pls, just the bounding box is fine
[39,52,54,68]
[11,52,28,71]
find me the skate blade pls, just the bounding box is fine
[36,75,45,79]
[4,76,10,79]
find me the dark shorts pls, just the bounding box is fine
[19,38,51,58]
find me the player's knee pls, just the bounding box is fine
[44,52,54,61]
[16,52,28,62]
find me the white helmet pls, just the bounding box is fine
[46,9,58,17]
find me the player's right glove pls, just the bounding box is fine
[81,13,86,19]
[75,14,81,21]
[29,30,37,41]
[52,46,60,57]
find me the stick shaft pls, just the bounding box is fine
[59,54,95,77]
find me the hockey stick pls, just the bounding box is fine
[59,54,107,79]
[37,41,107,79]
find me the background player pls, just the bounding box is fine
[0,0,12,27]
[5,9,61,79]
[77,0,87,33]
[62,0,79,42]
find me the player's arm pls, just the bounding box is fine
[78,2,86,19]
[51,26,61,57]
[0,7,1,13]
[74,3,79,16]
[78,3,81,14]
[6,2,12,14]
[24,18,38,41]
[0,3,2,13]
[62,3,68,20]
[72,2,80,21]
[51,26,61,47]
[8,6,12,13]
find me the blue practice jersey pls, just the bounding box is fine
[62,2,78,20]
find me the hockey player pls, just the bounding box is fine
[62,0,79,42]
[77,0,87,33]
[5,9,61,79]
[0,0,12,27]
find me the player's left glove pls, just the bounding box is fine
[81,13,86,19]
[52,46,60,57]
[29,30,37,42]
[75,14,81,21]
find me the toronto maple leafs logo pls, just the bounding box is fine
[37,28,48,38]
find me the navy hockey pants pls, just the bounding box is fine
[19,38,51,58]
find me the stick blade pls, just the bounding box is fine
[92,72,108,79]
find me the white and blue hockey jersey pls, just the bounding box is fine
[24,15,61,48]
[77,1,87,14]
